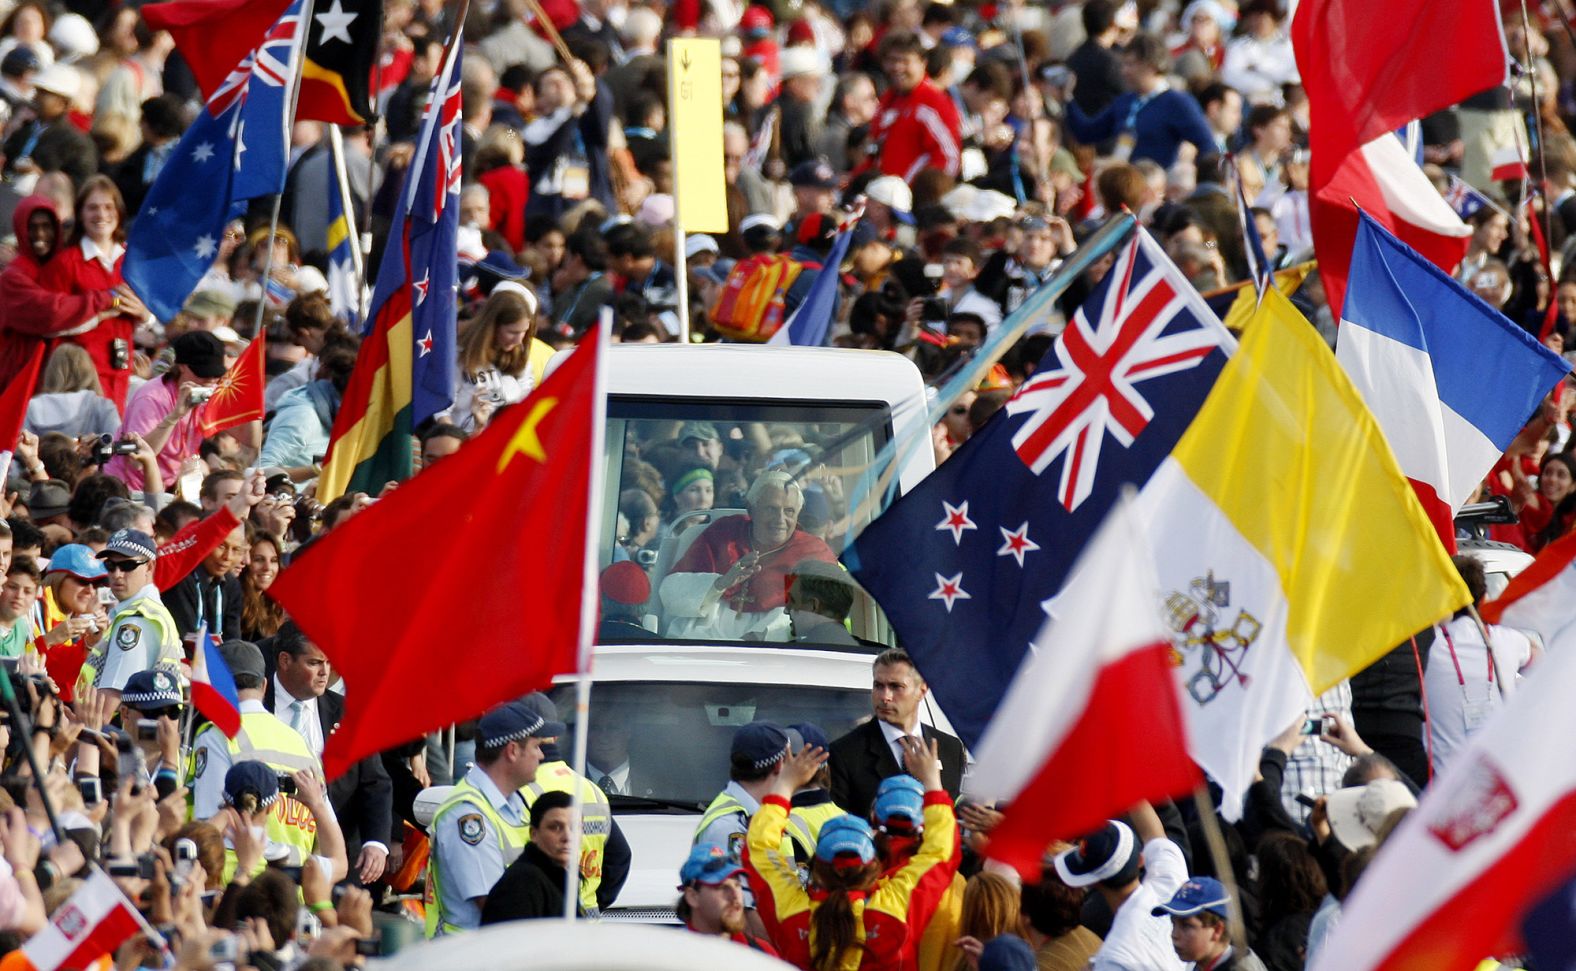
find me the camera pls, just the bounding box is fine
[188,386,216,404]
[920,297,949,329]
[208,937,238,963]
[276,774,297,796]
[136,719,160,743]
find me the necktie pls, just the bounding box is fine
[289,700,307,734]
[597,773,618,795]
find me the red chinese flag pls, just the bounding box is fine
[267,335,604,779]
[198,332,266,437]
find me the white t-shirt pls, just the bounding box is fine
[1089,838,1189,971]
[1425,617,1532,777]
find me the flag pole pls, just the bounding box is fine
[327,125,367,321]
[563,320,610,920]
[1190,785,1249,957]
[250,0,321,344]
[669,37,691,344]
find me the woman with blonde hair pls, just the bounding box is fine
[476,124,529,251]
[950,872,1027,971]
[451,282,554,430]
[24,342,120,437]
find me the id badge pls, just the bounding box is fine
[560,161,591,201]
[1462,698,1493,733]
[1112,133,1135,162]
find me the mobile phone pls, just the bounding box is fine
[294,907,321,943]
[136,719,159,743]
[97,587,118,607]
[1295,793,1319,809]
[354,937,381,957]
[137,854,158,880]
[115,734,143,795]
[209,936,238,962]
[1299,717,1327,735]
[174,837,198,880]
[78,777,102,806]
[276,774,297,796]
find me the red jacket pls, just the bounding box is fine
[478,164,530,252]
[155,506,244,592]
[867,78,962,181]
[40,239,139,411]
[0,197,114,394]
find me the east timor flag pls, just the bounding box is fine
[145,0,381,125]
[269,332,605,779]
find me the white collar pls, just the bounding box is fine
[80,236,125,268]
[273,675,316,710]
[878,717,920,744]
[723,780,763,816]
[239,698,268,714]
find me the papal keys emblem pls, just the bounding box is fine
[1162,572,1261,705]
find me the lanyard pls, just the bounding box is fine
[1439,623,1495,688]
[195,579,222,630]
[1123,92,1158,133]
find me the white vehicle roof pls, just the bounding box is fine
[378,921,792,970]
[574,644,880,690]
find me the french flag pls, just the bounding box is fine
[967,496,1198,875]
[190,622,242,737]
[1336,214,1570,553]
[1308,604,1576,970]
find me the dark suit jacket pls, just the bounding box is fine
[261,673,394,862]
[828,718,964,818]
[164,569,242,643]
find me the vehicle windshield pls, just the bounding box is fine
[599,396,899,650]
[547,681,870,809]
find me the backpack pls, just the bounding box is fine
[708,253,820,342]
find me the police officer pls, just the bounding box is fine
[190,640,347,883]
[425,701,559,937]
[516,693,631,916]
[696,722,802,861]
[784,722,843,865]
[80,529,181,704]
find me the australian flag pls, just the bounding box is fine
[1444,174,1492,221]
[844,228,1237,747]
[123,0,303,323]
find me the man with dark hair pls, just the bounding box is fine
[1065,33,1216,169]
[1197,82,1243,154]
[480,790,578,922]
[695,721,794,859]
[1066,0,1127,115]
[1056,802,1187,971]
[198,470,245,514]
[420,423,471,467]
[551,229,614,337]
[866,30,962,180]
[164,521,245,641]
[112,93,186,212]
[828,647,965,816]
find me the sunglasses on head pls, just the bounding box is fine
[101,559,146,573]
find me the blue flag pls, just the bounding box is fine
[844,228,1236,746]
[1525,873,1576,970]
[769,210,859,347]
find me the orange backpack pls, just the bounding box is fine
[709,253,818,341]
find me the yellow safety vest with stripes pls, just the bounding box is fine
[787,798,844,862]
[218,711,323,878]
[424,779,530,937]
[696,790,813,864]
[521,761,610,918]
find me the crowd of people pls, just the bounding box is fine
[0,0,1567,967]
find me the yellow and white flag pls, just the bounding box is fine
[1136,288,1469,816]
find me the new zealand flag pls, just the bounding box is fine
[844,228,1237,747]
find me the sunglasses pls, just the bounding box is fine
[101,559,147,573]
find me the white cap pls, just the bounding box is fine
[637,193,675,227]
[740,213,782,235]
[48,14,98,63]
[1325,778,1417,852]
[866,175,913,213]
[779,45,824,80]
[32,63,79,100]
[210,326,243,346]
[685,234,721,259]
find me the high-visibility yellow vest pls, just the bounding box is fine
[219,711,322,877]
[425,779,529,937]
[787,799,844,861]
[521,761,610,917]
[77,595,181,697]
[696,790,812,861]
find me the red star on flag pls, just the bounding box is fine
[996,522,1041,566]
[935,500,977,544]
[417,330,434,356]
[929,572,971,612]
[414,271,430,305]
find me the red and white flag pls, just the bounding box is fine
[1309,609,1576,970]
[1480,529,1576,654]
[23,869,158,971]
[968,496,1198,876]
[1490,143,1530,184]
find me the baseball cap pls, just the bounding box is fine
[814,814,876,865]
[873,774,926,831]
[223,762,279,810]
[182,289,237,321]
[731,721,789,771]
[940,26,977,49]
[31,64,78,100]
[739,213,782,236]
[1152,877,1231,920]
[517,691,559,723]
[789,160,838,190]
[679,843,745,886]
[121,669,183,711]
[865,176,913,214]
[98,529,158,562]
[46,544,106,582]
[685,234,721,260]
[0,47,39,79]
[27,480,70,519]
[1325,778,1417,851]
[47,14,98,63]
[779,45,822,80]
[217,640,266,681]
[785,722,828,754]
[739,5,773,35]
[796,212,839,250]
[1053,820,1139,888]
[479,700,566,748]
[172,330,227,379]
[600,561,651,606]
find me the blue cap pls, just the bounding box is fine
[940,26,977,49]
[873,774,926,831]
[479,700,566,748]
[731,722,789,772]
[815,814,876,865]
[224,762,279,809]
[97,529,157,562]
[786,722,828,753]
[46,544,106,581]
[978,935,1036,971]
[1054,820,1137,888]
[679,843,746,886]
[121,669,183,710]
[1152,877,1231,920]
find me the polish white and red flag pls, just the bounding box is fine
[23,869,158,971]
[967,495,1198,875]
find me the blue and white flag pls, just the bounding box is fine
[768,206,862,347]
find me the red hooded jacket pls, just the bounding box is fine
[0,197,114,395]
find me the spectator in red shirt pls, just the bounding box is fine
[865,30,962,182]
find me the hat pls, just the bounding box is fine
[739,213,782,237]
[601,561,651,606]
[785,722,829,754]
[873,774,926,830]
[467,249,531,296]
[217,640,266,681]
[98,529,158,563]
[789,160,838,190]
[796,212,838,250]
[739,5,774,36]
[517,691,559,723]
[223,762,279,810]
[1152,877,1231,920]
[1053,820,1138,887]
[786,18,816,45]
[865,175,913,214]
[478,700,566,748]
[45,544,106,581]
[1325,778,1417,851]
[779,46,822,80]
[47,14,98,62]
[1048,148,1083,181]
[678,420,720,443]
[1,47,39,78]
[978,935,1037,971]
[814,814,876,865]
[685,234,721,260]
[26,479,70,519]
[31,64,78,100]
[679,843,746,886]
[731,721,789,771]
[637,192,675,227]
[172,330,227,379]
[940,26,977,49]
[182,289,237,321]
[492,280,540,318]
[121,669,183,710]
[1181,0,1233,31]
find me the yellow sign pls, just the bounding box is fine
[668,38,728,233]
